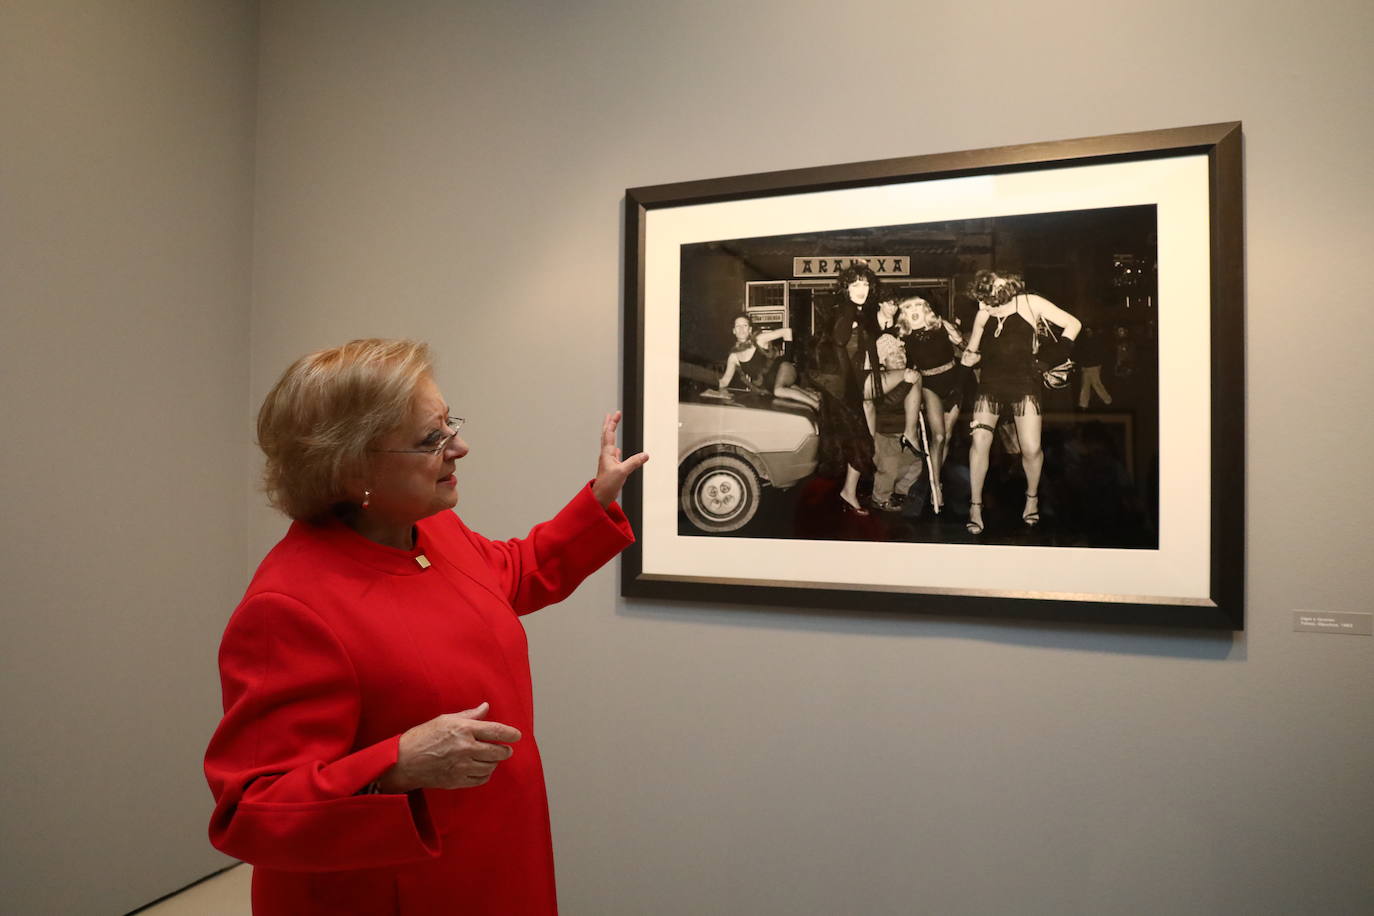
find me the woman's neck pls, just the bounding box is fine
[343,512,416,550]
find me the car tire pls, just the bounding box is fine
[680,453,762,533]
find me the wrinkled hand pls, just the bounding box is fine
[591,410,649,508]
[380,702,521,792]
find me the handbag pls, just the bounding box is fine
[1030,302,1076,390]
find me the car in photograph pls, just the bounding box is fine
[678,362,819,533]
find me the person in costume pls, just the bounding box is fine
[717,314,818,408]
[204,338,646,915]
[857,289,925,453]
[960,270,1080,534]
[893,296,966,513]
[806,263,882,514]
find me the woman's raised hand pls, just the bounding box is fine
[591,410,649,508]
[379,702,521,792]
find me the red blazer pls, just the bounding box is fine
[204,485,633,914]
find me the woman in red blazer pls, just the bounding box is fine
[204,339,647,914]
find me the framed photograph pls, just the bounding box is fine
[620,123,1243,630]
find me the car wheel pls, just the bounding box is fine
[681,453,761,533]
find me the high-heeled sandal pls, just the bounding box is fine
[839,492,869,516]
[1023,492,1040,528]
[898,434,926,458]
[966,501,984,535]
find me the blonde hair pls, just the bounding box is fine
[896,297,940,334]
[257,338,433,520]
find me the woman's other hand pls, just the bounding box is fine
[592,410,649,508]
[1037,337,1071,367]
[380,702,521,792]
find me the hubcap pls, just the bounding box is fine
[696,469,745,519]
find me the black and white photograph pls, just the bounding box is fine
[623,123,1243,629]
[677,205,1159,549]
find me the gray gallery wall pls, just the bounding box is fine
[0,1,257,913]
[4,0,1372,913]
[249,2,1373,914]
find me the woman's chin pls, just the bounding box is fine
[430,484,459,512]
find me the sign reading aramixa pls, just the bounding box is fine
[793,256,910,277]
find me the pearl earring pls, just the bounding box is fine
[362,489,371,509]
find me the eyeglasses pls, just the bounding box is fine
[370,417,465,457]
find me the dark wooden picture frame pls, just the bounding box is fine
[621,123,1244,630]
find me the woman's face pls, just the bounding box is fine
[973,273,999,304]
[897,300,938,334]
[846,278,870,304]
[988,275,1018,304]
[364,375,469,525]
[732,316,752,342]
[897,301,920,332]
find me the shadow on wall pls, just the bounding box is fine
[618,597,1242,662]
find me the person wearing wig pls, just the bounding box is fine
[806,262,883,514]
[893,296,967,513]
[717,314,818,409]
[959,270,1081,534]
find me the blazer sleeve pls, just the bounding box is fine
[204,591,441,872]
[464,482,635,615]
